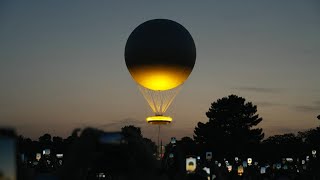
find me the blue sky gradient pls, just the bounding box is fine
[0,1,319,142]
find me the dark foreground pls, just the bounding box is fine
[2,127,319,180]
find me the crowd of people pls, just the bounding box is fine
[12,127,320,180]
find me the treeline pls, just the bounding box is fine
[17,126,157,162]
[18,94,320,162]
[169,127,320,162]
[166,95,320,162]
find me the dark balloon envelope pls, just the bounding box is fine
[125,19,196,91]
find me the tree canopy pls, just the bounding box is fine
[263,133,301,145]
[121,125,142,139]
[194,94,264,155]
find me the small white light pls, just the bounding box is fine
[203,167,210,175]
[56,154,63,158]
[286,158,293,162]
[212,174,216,179]
[36,153,41,161]
[170,137,176,144]
[43,149,51,155]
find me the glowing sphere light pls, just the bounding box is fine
[125,19,196,91]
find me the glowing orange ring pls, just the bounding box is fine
[146,116,172,124]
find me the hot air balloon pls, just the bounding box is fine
[125,19,196,124]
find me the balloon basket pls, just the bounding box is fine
[146,116,172,124]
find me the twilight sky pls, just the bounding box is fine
[0,1,319,143]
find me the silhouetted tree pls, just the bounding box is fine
[262,133,303,159]
[180,136,194,144]
[52,136,64,153]
[177,136,196,155]
[120,125,157,179]
[143,137,157,154]
[52,136,63,144]
[39,133,52,144]
[18,136,36,159]
[298,127,320,149]
[121,125,142,139]
[263,133,301,145]
[194,95,264,156]
[38,133,53,153]
[64,128,80,148]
